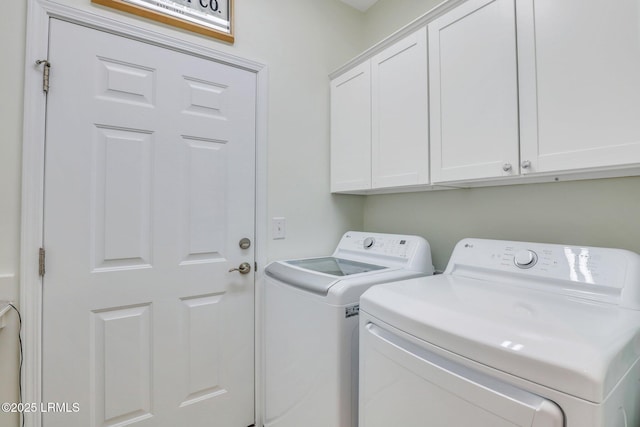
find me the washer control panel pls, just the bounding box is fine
[332,231,434,274]
[345,234,413,258]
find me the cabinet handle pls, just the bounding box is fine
[521,160,531,169]
[502,163,513,172]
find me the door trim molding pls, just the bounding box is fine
[21,2,268,426]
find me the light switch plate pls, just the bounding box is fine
[272,217,286,240]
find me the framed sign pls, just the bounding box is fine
[92,0,234,42]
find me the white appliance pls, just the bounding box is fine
[264,231,434,427]
[359,238,640,427]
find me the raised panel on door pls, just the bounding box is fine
[429,0,520,183]
[518,0,640,173]
[330,61,372,192]
[43,19,255,427]
[371,27,429,189]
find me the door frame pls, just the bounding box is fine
[20,2,268,426]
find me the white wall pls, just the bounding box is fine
[0,1,28,425]
[0,1,366,424]
[360,0,640,271]
[364,178,640,271]
[363,0,443,44]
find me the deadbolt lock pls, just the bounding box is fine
[239,238,251,250]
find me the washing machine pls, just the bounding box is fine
[264,231,434,427]
[359,238,640,427]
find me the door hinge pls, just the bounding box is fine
[39,248,46,277]
[36,59,51,93]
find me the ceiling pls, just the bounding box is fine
[339,0,379,12]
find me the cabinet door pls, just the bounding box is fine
[330,62,372,192]
[518,0,640,173]
[429,0,519,183]
[371,27,429,188]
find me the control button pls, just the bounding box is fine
[514,250,538,269]
[363,237,375,249]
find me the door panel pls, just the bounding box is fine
[43,19,256,427]
[518,0,640,173]
[429,0,520,182]
[371,27,429,189]
[330,62,372,192]
[94,126,153,270]
[93,305,152,425]
[360,321,564,427]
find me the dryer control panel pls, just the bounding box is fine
[446,238,640,308]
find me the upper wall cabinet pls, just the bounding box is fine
[431,0,640,184]
[330,28,429,193]
[429,0,519,183]
[331,0,640,193]
[330,62,372,193]
[517,0,640,174]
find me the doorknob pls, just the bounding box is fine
[229,262,252,274]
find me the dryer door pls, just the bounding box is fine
[360,319,564,427]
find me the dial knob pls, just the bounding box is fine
[363,237,375,249]
[514,250,537,269]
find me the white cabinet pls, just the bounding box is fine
[332,0,640,192]
[371,27,429,188]
[428,0,520,183]
[517,0,640,174]
[430,0,640,184]
[330,28,429,193]
[330,62,372,192]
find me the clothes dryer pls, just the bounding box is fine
[264,231,434,427]
[359,238,640,427]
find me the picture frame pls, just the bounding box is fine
[92,0,234,43]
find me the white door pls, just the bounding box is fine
[330,61,372,193]
[371,27,429,189]
[360,318,564,427]
[42,19,256,427]
[517,0,640,173]
[429,0,520,183]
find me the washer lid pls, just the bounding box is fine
[286,257,386,276]
[265,257,389,294]
[360,274,640,403]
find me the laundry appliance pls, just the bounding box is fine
[264,231,434,427]
[359,238,640,427]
